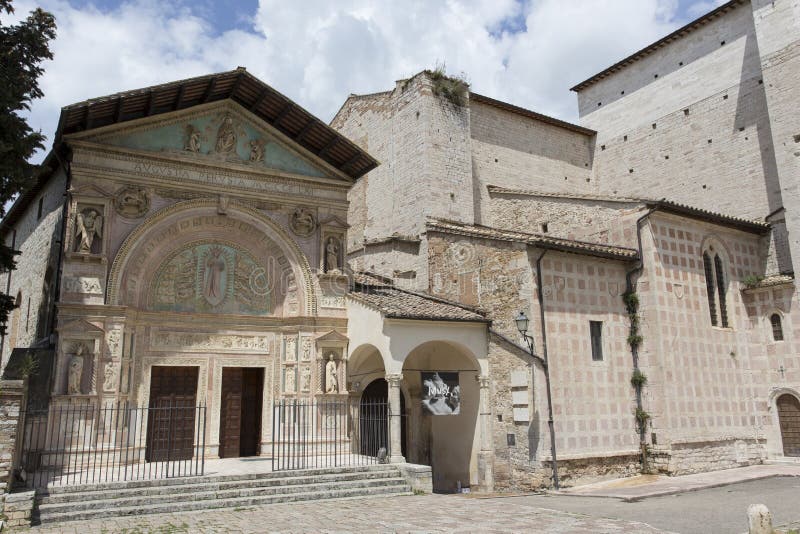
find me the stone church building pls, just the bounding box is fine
[1,0,798,495]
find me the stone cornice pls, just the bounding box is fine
[69,142,349,208]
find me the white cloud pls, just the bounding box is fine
[19,0,694,161]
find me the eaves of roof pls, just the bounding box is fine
[570,0,745,92]
[469,93,595,136]
[426,218,639,261]
[487,186,771,235]
[57,68,378,180]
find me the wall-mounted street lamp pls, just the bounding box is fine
[515,310,560,490]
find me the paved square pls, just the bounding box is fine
[27,494,670,533]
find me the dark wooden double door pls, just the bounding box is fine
[778,394,800,457]
[220,367,264,458]
[146,366,199,462]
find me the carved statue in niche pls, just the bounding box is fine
[75,208,103,253]
[184,124,201,153]
[325,354,338,394]
[300,366,311,392]
[290,208,316,237]
[67,344,87,395]
[249,138,265,162]
[284,367,296,393]
[285,338,297,362]
[202,246,227,307]
[103,361,118,393]
[115,186,150,218]
[215,115,237,154]
[106,329,122,357]
[325,237,341,273]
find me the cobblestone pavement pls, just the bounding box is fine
[26,494,672,533]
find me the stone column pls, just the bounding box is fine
[477,374,494,492]
[386,373,405,464]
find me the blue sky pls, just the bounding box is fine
[15,0,726,161]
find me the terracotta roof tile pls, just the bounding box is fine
[426,218,639,261]
[350,273,487,323]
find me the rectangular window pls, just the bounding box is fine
[590,321,603,361]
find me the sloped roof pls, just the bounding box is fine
[426,218,639,261]
[487,186,771,234]
[469,93,595,136]
[349,272,488,323]
[742,274,795,292]
[57,68,378,179]
[571,0,744,92]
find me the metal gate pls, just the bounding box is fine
[18,401,206,488]
[271,399,390,471]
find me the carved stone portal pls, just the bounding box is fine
[290,208,316,237]
[114,186,150,218]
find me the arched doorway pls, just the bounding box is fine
[777,393,800,457]
[402,340,480,493]
[359,379,406,458]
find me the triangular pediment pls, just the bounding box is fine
[57,318,105,335]
[315,330,349,343]
[72,101,341,181]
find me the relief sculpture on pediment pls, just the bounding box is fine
[152,242,271,315]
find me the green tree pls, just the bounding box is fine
[0,0,56,334]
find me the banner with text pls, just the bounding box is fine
[421,372,461,415]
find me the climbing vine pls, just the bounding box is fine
[623,291,651,471]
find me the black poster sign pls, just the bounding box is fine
[421,372,460,415]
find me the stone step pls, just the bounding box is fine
[36,484,412,524]
[38,463,393,495]
[38,477,409,514]
[39,468,400,505]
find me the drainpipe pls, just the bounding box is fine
[625,208,654,467]
[535,249,559,490]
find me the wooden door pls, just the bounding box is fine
[146,366,199,462]
[219,368,243,458]
[777,394,800,457]
[240,368,264,457]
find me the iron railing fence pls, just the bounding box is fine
[272,399,390,471]
[18,400,206,489]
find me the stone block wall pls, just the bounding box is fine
[1,169,66,367]
[0,380,25,493]
[487,191,641,244]
[469,100,593,223]
[652,438,766,475]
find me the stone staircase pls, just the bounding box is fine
[33,464,412,524]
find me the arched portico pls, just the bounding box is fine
[347,297,492,491]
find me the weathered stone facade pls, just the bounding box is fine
[332,0,800,490]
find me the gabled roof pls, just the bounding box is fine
[469,92,595,136]
[426,218,639,261]
[349,272,488,323]
[487,186,771,234]
[571,0,745,92]
[57,68,378,179]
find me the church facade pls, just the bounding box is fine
[1,0,799,495]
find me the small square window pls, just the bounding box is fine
[590,321,603,361]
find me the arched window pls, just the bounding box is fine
[771,313,784,341]
[703,246,729,328]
